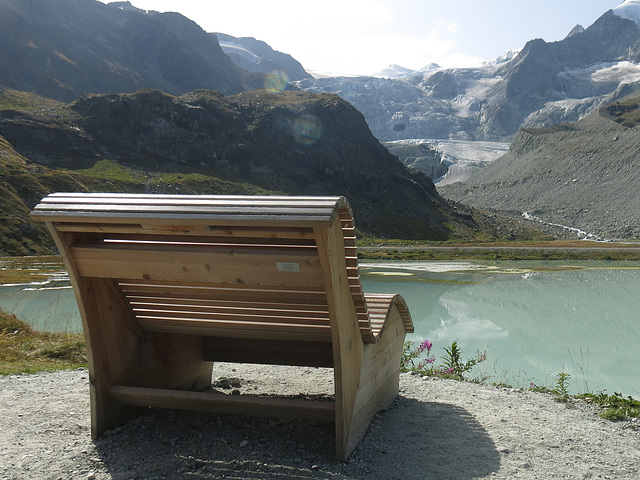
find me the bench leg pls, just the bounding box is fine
[78,278,213,439]
[335,305,406,461]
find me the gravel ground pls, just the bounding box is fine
[1,364,639,480]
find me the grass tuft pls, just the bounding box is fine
[0,309,86,375]
[577,391,640,421]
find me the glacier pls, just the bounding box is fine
[612,0,640,26]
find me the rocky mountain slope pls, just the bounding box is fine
[297,10,640,145]
[439,93,640,240]
[1,87,544,255]
[0,0,263,102]
[215,33,313,82]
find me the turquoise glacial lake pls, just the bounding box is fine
[1,257,639,397]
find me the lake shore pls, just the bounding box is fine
[1,365,639,480]
[359,240,640,261]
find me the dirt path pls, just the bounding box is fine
[1,365,639,480]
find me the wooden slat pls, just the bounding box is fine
[37,212,336,228]
[53,224,316,239]
[131,307,331,324]
[343,236,357,247]
[71,245,324,287]
[102,233,317,247]
[109,385,335,421]
[40,192,343,203]
[36,203,336,216]
[348,275,361,282]
[44,198,341,207]
[36,194,347,217]
[118,279,327,295]
[137,316,332,341]
[130,305,329,320]
[126,296,330,312]
[345,257,359,268]
[118,281,329,305]
[344,246,357,256]
[30,196,352,233]
[364,293,414,334]
[30,194,350,227]
[206,226,315,239]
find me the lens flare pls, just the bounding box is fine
[264,70,289,92]
[293,114,323,145]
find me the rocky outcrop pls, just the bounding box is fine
[68,89,456,240]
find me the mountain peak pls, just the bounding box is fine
[377,64,416,78]
[107,1,146,14]
[565,24,585,38]
[612,0,640,28]
[0,0,263,101]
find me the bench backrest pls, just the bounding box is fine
[30,193,378,346]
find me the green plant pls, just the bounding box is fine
[401,339,486,380]
[530,372,640,421]
[529,382,554,394]
[439,340,487,380]
[553,371,571,403]
[577,391,640,421]
[530,372,572,402]
[401,340,435,374]
[493,381,513,389]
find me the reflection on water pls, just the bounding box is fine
[361,260,640,397]
[0,257,79,333]
[1,257,639,397]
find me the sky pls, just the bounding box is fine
[99,0,626,76]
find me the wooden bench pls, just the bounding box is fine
[31,193,414,460]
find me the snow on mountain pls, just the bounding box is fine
[434,139,510,185]
[218,40,261,64]
[294,4,640,186]
[482,49,521,66]
[383,138,510,184]
[108,1,146,13]
[612,0,640,27]
[214,33,312,81]
[377,64,417,78]
[376,63,441,79]
[556,61,640,93]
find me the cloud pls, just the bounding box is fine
[333,0,395,28]
[171,0,396,37]
[96,0,483,75]
[437,21,460,34]
[298,28,481,76]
